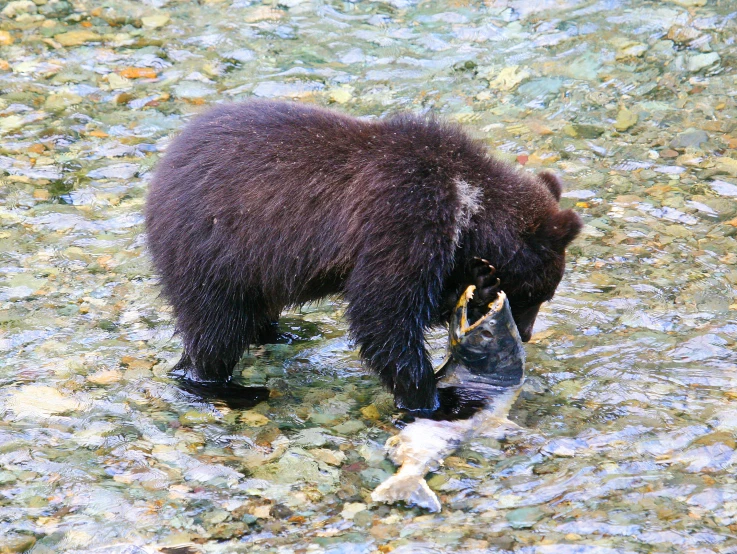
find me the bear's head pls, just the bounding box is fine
[495,172,582,342]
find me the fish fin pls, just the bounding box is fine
[371,474,442,512]
[432,386,487,421]
[502,418,524,431]
[384,434,405,465]
[477,417,524,438]
[433,355,453,379]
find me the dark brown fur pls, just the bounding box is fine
[145,100,581,413]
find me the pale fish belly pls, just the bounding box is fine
[371,385,522,512]
[372,284,526,511]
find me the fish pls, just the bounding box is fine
[371,284,525,512]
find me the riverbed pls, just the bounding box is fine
[1,0,737,552]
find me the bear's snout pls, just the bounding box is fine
[511,304,540,343]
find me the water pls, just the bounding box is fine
[1,0,736,551]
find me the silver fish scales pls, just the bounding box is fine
[371,285,525,512]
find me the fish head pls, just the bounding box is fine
[447,286,525,388]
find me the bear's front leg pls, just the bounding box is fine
[343,245,445,412]
[347,300,439,412]
[344,255,487,418]
[341,173,489,418]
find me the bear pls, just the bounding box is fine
[145,100,581,418]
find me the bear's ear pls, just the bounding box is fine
[539,171,563,202]
[539,209,582,251]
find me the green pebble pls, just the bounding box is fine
[506,506,544,529]
[0,535,36,553]
[179,410,216,425]
[426,473,449,488]
[332,420,365,435]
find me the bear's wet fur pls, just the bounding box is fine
[146,100,581,415]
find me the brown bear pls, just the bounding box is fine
[145,100,581,418]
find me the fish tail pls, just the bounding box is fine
[371,473,442,512]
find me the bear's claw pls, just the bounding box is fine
[468,258,501,321]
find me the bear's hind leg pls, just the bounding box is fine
[171,284,275,407]
[255,320,303,345]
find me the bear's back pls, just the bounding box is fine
[145,101,552,301]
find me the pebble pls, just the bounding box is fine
[360,404,381,420]
[121,356,155,371]
[552,379,583,397]
[8,385,82,418]
[542,438,586,457]
[340,502,367,519]
[54,30,102,47]
[252,505,272,519]
[487,65,531,91]
[667,25,702,45]
[506,507,544,529]
[560,51,601,80]
[293,427,330,447]
[244,5,284,22]
[0,535,37,553]
[354,509,373,527]
[1,1,36,18]
[118,67,157,80]
[670,128,709,149]
[141,13,170,28]
[203,509,229,525]
[333,420,366,434]
[241,411,270,427]
[715,158,737,177]
[44,92,83,111]
[563,124,604,139]
[527,151,561,165]
[675,154,705,167]
[615,40,648,60]
[179,411,216,425]
[710,180,737,197]
[562,190,596,200]
[173,82,215,99]
[106,73,131,90]
[223,49,255,63]
[87,163,139,180]
[614,108,638,132]
[668,0,706,6]
[693,431,736,449]
[86,369,122,385]
[687,52,720,72]
[517,77,563,99]
[310,448,346,466]
[329,87,352,104]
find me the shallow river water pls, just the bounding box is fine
[1,0,737,552]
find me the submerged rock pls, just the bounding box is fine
[711,180,737,197]
[506,506,545,529]
[8,385,84,419]
[670,128,709,149]
[54,30,102,46]
[687,52,720,72]
[614,109,638,132]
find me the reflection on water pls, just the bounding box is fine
[1,0,736,551]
